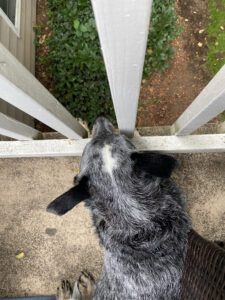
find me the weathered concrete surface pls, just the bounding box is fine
[173,153,225,241]
[0,157,103,298]
[0,152,224,297]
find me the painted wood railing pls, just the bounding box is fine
[0,0,224,157]
[171,65,225,136]
[0,42,87,140]
[91,0,153,137]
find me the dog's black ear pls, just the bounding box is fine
[131,152,178,178]
[46,177,90,216]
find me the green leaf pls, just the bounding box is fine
[80,24,88,32]
[74,19,80,29]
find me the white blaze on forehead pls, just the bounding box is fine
[101,144,117,176]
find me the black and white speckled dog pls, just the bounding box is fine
[47,117,191,300]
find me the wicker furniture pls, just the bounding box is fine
[179,230,225,300]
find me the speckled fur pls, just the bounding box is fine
[48,117,191,300]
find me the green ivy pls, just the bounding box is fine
[206,0,225,77]
[40,0,179,128]
[144,0,180,76]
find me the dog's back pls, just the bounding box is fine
[90,163,190,299]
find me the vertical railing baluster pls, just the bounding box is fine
[91,0,153,137]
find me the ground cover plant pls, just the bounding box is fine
[41,0,179,128]
[207,0,225,77]
[206,0,225,120]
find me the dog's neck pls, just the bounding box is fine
[89,176,163,230]
[89,176,190,254]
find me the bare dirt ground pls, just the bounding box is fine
[35,0,51,91]
[35,0,54,132]
[137,0,216,126]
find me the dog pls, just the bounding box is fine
[47,117,191,300]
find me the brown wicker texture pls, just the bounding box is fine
[179,230,225,300]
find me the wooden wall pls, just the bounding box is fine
[0,0,36,127]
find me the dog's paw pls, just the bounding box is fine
[77,270,95,300]
[57,280,72,300]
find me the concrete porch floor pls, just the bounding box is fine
[0,147,224,297]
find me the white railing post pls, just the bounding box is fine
[0,42,87,139]
[171,65,225,136]
[0,112,40,140]
[0,134,224,158]
[91,0,153,137]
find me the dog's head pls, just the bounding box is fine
[47,117,178,216]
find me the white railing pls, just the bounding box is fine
[91,0,153,137]
[171,65,225,136]
[0,43,87,140]
[0,112,39,140]
[0,134,224,158]
[0,0,225,157]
